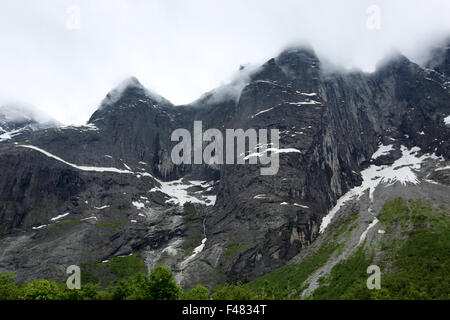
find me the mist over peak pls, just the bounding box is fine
[0,102,60,126]
[1,1,450,125]
[98,76,172,110]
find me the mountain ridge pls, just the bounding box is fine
[0,42,449,291]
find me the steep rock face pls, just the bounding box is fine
[0,44,449,288]
[0,145,86,234]
[174,47,450,287]
[88,77,179,179]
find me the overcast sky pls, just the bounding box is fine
[1,0,450,125]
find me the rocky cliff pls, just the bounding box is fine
[0,42,449,289]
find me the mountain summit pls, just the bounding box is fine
[0,103,60,142]
[96,77,172,111]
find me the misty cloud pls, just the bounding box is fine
[0,102,60,126]
[0,0,449,125]
[98,76,170,109]
[194,64,259,105]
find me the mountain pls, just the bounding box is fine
[0,42,449,296]
[0,103,60,142]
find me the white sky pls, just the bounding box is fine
[1,0,450,125]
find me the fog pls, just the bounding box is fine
[1,0,449,124]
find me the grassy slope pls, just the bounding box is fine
[81,254,147,287]
[247,198,450,300]
[247,244,339,299]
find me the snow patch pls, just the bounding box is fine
[50,212,70,221]
[191,238,207,258]
[32,225,47,230]
[287,100,321,106]
[80,216,97,221]
[371,144,394,160]
[0,128,21,141]
[319,188,358,233]
[359,218,379,244]
[360,145,432,200]
[149,179,216,206]
[320,145,439,233]
[94,205,110,210]
[251,107,274,118]
[81,123,99,131]
[280,202,309,209]
[253,194,267,199]
[243,147,301,160]
[132,201,145,209]
[293,203,309,209]
[444,115,450,125]
[122,162,132,171]
[297,92,317,97]
[59,123,99,132]
[17,145,133,174]
[425,179,440,185]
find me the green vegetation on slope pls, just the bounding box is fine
[245,212,358,299]
[82,254,146,286]
[224,244,246,257]
[0,199,448,300]
[375,199,450,300]
[247,244,339,299]
[311,246,372,300]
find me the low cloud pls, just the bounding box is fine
[0,0,449,124]
[0,100,60,126]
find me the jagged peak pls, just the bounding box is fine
[98,76,172,110]
[270,44,321,82]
